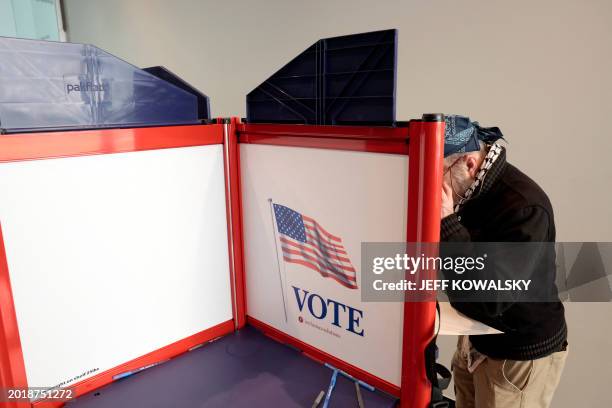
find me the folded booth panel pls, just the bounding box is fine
[240,142,408,388]
[0,140,233,393]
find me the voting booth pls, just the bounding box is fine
[0,31,444,408]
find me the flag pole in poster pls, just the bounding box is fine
[269,198,289,323]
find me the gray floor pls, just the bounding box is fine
[68,325,398,407]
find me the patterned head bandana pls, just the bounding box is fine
[444,115,504,157]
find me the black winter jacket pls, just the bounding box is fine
[441,148,567,360]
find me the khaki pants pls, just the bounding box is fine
[452,339,568,408]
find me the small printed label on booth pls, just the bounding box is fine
[51,367,100,390]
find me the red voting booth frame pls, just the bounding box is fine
[0,116,444,408]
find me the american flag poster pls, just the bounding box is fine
[272,202,358,289]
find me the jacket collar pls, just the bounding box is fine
[462,146,507,206]
[477,146,507,197]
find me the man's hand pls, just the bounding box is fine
[441,182,454,219]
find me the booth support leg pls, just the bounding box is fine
[401,114,445,408]
[222,117,247,330]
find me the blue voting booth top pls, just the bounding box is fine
[246,29,397,126]
[0,36,209,134]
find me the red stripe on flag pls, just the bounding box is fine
[302,216,341,242]
[303,232,348,266]
[282,256,358,289]
[280,237,353,264]
[304,232,347,254]
[281,246,357,276]
[282,233,354,273]
[304,226,343,248]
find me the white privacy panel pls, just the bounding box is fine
[0,145,232,389]
[240,144,408,386]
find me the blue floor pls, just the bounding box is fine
[68,325,398,407]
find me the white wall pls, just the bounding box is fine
[63,0,612,406]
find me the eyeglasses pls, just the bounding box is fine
[443,156,463,176]
[443,156,468,201]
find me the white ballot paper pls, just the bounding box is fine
[436,302,502,335]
